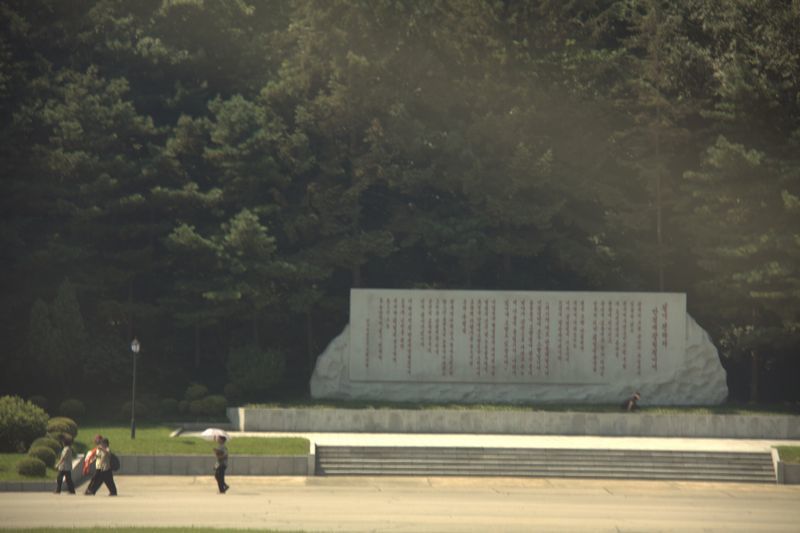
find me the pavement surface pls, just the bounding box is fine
[2,475,799,532]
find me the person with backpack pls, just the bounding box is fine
[54,434,76,494]
[83,434,103,495]
[87,437,117,496]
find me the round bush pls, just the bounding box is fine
[0,395,49,452]
[160,398,179,417]
[17,456,47,477]
[226,345,285,398]
[31,436,61,454]
[28,395,48,412]
[184,383,208,402]
[57,399,86,420]
[189,395,227,417]
[28,445,57,467]
[46,417,78,439]
[120,400,145,420]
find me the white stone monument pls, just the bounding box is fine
[310,289,728,405]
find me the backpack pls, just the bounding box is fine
[109,452,121,472]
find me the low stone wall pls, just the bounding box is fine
[118,454,312,476]
[229,407,800,439]
[777,462,800,484]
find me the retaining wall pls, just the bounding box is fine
[229,407,800,439]
[118,454,312,476]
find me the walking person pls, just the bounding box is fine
[621,391,641,412]
[86,438,117,496]
[54,435,76,494]
[83,434,103,495]
[213,435,229,494]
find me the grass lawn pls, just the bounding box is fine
[74,425,309,456]
[0,453,57,482]
[776,446,800,464]
[0,425,309,482]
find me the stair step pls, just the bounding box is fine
[316,446,776,483]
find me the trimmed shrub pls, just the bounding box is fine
[178,400,189,414]
[16,456,47,477]
[46,417,78,439]
[184,383,208,402]
[0,395,49,452]
[28,445,57,467]
[160,398,179,417]
[120,401,150,421]
[226,345,285,398]
[57,399,86,421]
[31,436,61,454]
[189,395,228,417]
[28,395,48,412]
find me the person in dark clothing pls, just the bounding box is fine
[87,437,117,496]
[213,435,229,494]
[83,434,103,495]
[54,435,76,494]
[621,391,641,412]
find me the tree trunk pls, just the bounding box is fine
[749,349,759,403]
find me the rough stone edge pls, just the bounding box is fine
[309,313,728,405]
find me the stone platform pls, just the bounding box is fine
[228,407,800,439]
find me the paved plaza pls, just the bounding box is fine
[2,474,799,532]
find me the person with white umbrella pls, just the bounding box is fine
[212,434,229,494]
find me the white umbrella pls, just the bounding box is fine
[200,428,229,441]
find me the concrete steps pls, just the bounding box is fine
[316,446,776,483]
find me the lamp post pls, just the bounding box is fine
[130,337,140,439]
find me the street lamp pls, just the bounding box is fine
[130,337,140,439]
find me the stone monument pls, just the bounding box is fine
[310,289,728,405]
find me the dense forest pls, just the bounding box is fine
[1,0,798,409]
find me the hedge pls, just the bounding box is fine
[16,456,47,477]
[0,396,49,452]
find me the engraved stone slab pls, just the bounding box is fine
[311,289,728,405]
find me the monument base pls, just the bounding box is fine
[310,314,727,405]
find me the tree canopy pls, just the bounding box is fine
[1,0,798,405]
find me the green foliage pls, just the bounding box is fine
[226,345,285,399]
[57,399,85,421]
[1,0,799,405]
[188,395,228,418]
[184,383,209,402]
[31,436,61,454]
[16,456,47,477]
[28,445,56,467]
[46,417,78,439]
[160,398,179,417]
[0,396,49,453]
[28,396,48,412]
[28,280,89,395]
